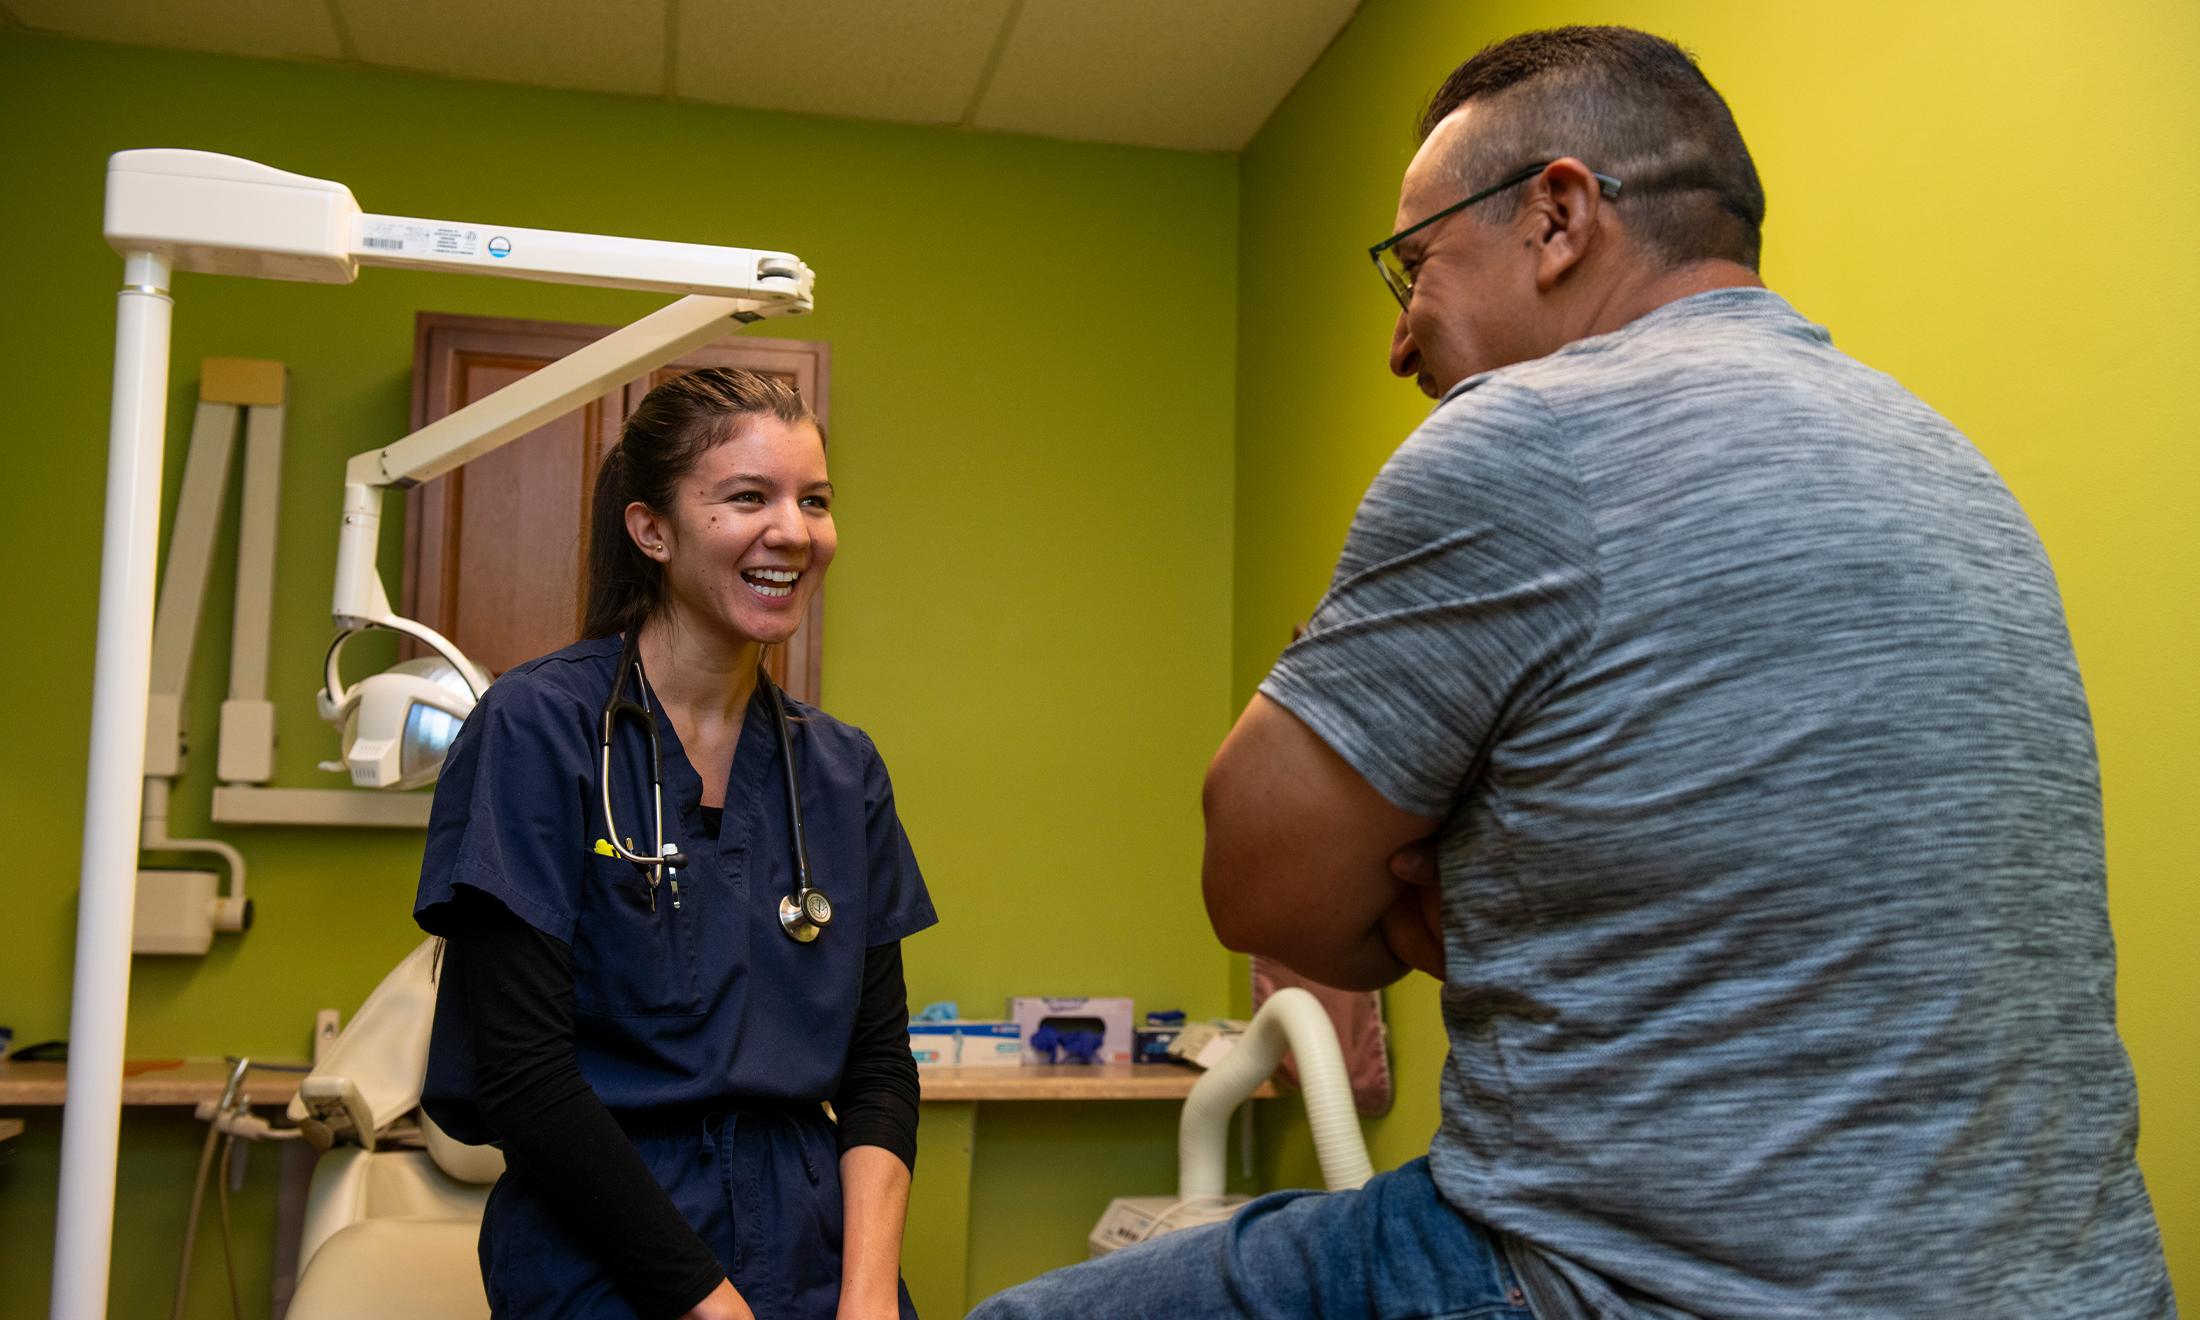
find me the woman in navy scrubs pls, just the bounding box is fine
[414,368,936,1319]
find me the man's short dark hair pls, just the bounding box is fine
[1420,27,1766,271]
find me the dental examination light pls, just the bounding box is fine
[59,149,814,1320]
[318,651,476,790]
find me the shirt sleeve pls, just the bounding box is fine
[1258,380,1601,818]
[857,733,938,946]
[831,940,920,1171]
[414,675,595,944]
[442,895,727,1319]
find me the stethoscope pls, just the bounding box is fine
[599,628,834,942]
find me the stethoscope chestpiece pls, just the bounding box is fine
[779,888,833,943]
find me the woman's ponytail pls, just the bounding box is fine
[581,443,657,639]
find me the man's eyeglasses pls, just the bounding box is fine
[1369,162,1623,309]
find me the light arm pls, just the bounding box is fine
[354,211,808,298]
[343,294,776,492]
[105,149,815,302]
[321,292,795,728]
[309,167,814,774]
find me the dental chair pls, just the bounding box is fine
[285,939,500,1319]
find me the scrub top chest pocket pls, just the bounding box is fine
[571,851,704,1017]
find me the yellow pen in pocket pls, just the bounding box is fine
[592,838,618,857]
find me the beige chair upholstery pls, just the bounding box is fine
[286,1216,491,1319]
[287,939,505,1319]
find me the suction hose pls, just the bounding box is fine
[1177,986,1373,1198]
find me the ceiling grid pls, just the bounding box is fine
[2,0,1362,152]
[319,0,357,62]
[959,0,1026,129]
[661,0,680,100]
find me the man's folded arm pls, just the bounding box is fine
[1202,693,1441,991]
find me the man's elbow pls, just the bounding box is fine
[1201,820,1302,962]
[1201,853,1263,955]
[1199,824,1259,953]
[1204,854,1402,990]
[1199,761,1264,955]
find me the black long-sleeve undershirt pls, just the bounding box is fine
[443,884,919,1319]
[445,900,725,1318]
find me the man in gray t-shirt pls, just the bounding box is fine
[1255,279,2172,1315]
[976,27,2172,1320]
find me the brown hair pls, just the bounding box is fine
[581,367,819,640]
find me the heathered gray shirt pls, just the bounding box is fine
[1261,289,2172,1318]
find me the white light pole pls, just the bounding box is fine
[52,247,175,1320]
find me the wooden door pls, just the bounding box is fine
[404,312,829,700]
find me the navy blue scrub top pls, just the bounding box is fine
[414,635,936,1142]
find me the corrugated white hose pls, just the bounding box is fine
[1178,987,1373,1198]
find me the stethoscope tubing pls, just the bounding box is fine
[601,629,681,886]
[764,672,832,941]
[602,629,830,939]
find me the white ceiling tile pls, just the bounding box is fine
[338,0,664,97]
[972,0,1360,151]
[9,0,1364,153]
[9,0,344,61]
[675,0,1014,125]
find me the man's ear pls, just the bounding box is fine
[624,501,672,562]
[1528,157,1607,292]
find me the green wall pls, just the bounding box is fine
[0,33,1237,1317]
[7,0,2196,1311]
[1234,0,2198,1302]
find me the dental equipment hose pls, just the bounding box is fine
[172,1057,299,1320]
[216,1132,241,1317]
[174,1057,249,1320]
[171,1119,223,1320]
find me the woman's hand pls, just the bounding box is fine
[682,1280,754,1320]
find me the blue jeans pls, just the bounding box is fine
[969,1158,1535,1319]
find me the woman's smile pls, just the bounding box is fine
[740,566,803,602]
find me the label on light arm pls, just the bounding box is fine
[359,220,484,259]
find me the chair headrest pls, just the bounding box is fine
[288,938,441,1141]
